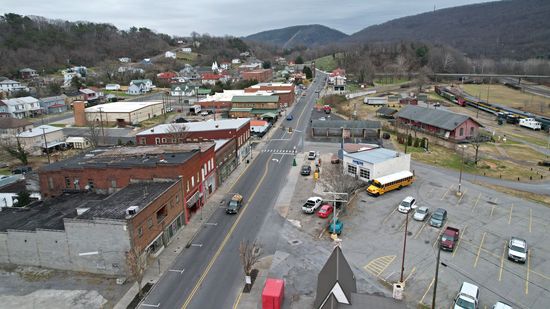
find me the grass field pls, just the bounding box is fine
[176,52,198,62]
[459,84,550,117]
[314,54,340,71]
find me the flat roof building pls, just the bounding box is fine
[342,144,410,182]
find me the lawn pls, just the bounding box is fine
[314,54,340,72]
[459,84,550,117]
[103,90,132,97]
[176,52,198,62]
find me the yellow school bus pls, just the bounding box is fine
[367,171,415,196]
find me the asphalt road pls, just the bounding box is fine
[140,73,327,309]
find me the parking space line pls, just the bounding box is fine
[529,208,533,233]
[471,193,481,212]
[403,267,416,284]
[499,241,506,281]
[433,224,447,248]
[440,185,453,200]
[474,232,486,268]
[364,255,396,277]
[452,225,467,257]
[508,203,514,224]
[456,189,467,205]
[490,204,496,217]
[426,187,434,198]
[526,249,531,295]
[419,277,435,305]
[531,269,550,281]
[382,208,398,224]
[414,220,428,239]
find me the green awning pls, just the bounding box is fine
[230,107,253,112]
[260,112,278,118]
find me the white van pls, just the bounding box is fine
[519,118,541,130]
[454,282,479,309]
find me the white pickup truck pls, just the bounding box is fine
[519,118,541,130]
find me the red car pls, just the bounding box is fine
[317,204,334,218]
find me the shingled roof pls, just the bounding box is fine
[395,105,482,130]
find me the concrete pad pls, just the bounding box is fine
[0,289,107,309]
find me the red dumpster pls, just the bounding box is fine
[262,278,284,309]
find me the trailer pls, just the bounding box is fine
[519,118,542,130]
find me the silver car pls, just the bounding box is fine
[413,206,429,221]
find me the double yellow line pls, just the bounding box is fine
[182,155,272,308]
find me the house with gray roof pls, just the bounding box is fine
[395,105,482,141]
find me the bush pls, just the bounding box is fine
[413,137,420,148]
[407,134,413,146]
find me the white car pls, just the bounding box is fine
[413,206,429,221]
[307,151,316,160]
[454,282,479,309]
[493,302,513,309]
[397,196,417,214]
[508,237,527,263]
[302,197,323,214]
[319,117,326,121]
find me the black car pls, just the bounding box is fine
[11,166,32,175]
[300,165,312,176]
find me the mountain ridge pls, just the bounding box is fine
[245,24,348,49]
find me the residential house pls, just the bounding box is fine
[105,84,121,91]
[127,84,145,95]
[63,91,85,107]
[170,84,196,97]
[0,80,29,93]
[0,118,33,139]
[328,68,346,91]
[79,88,99,102]
[157,72,178,81]
[231,58,241,65]
[201,73,223,86]
[229,95,279,119]
[165,51,176,59]
[181,47,192,53]
[141,58,152,65]
[0,102,8,117]
[220,62,230,70]
[130,79,154,92]
[118,66,144,74]
[39,95,68,114]
[19,68,39,79]
[1,97,41,118]
[118,57,131,63]
[395,105,483,141]
[16,125,65,154]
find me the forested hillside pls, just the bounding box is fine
[245,25,348,49]
[346,0,550,60]
[0,13,174,76]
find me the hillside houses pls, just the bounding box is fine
[0,97,41,118]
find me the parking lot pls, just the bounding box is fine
[342,165,550,308]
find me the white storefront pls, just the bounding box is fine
[342,144,410,182]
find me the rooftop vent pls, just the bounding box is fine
[126,206,139,216]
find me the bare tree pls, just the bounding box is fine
[1,136,29,165]
[165,123,189,144]
[87,120,101,148]
[469,135,487,165]
[239,240,261,285]
[320,163,365,197]
[126,246,148,298]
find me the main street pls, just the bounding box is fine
[140,73,326,308]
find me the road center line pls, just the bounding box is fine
[474,232,486,268]
[181,155,272,309]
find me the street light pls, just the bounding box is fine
[457,145,467,195]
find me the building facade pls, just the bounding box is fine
[342,144,411,182]
[241,69,273,83]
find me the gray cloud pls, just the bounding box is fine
[0,0,491,36]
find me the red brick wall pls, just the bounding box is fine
[244,85,295,106]
[198,100,232,110]
[242,69,273,83]
[130,180,185,251]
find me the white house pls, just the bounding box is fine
[0,80,29,93]
[232,59,241,65]
[342,144,410,182]
[165,51,177,59]
[118,57,131,63]
[181,47,192,53]
[1,97,41,118]
[130,79,154,92]
[127,84,145,95]
[105,84,121,91]
[170,84,195,97]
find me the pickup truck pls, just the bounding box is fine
[226,194,243,214]
[440,226,460,251]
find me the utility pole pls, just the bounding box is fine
[98,107,105,145]
[400,210,409,283]
[432,235,442,309]
[458,145,466,195]
[41,127,51,164]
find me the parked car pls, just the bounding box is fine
[508,237,528,263]
[319,117,326,121]
[330,154,340,164]
[397,196,417,214]
[302,197,323,214]
[493,302,513,309]
[440,227,460,252]
[300,165,312,176]
[430,208,447,228]
[317,204,334,218]
[200,111,209,116]
[307,151,316,160]
[454,282,480,309]
[328,219,343,235]
[11,166,32,175]
[413,206,429,221]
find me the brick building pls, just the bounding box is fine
[135,118,251,164]
[229,95,279,119]
[241,69,273,83]
[38,143,217,222]
[244,82,295,107]
[0,179,187,275]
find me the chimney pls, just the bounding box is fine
[73,101,87,127]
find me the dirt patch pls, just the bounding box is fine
[16,266,54,281]
[472,181,550,205]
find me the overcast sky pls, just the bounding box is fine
[1,0,492,36]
